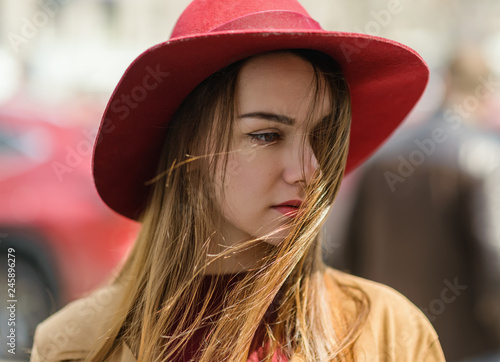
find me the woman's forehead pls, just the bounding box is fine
[235,52,332,127]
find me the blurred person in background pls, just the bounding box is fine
[335,46,500,361]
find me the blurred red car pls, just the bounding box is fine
[0,105,138,359]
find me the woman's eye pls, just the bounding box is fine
[247,132,281,144]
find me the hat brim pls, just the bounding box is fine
[92,30,429,220]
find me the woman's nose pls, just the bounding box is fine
[282,140,320,186]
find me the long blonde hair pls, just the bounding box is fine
[88,49,369,361]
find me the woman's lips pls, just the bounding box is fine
[271,205,299,217]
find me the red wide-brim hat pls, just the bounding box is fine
[92,0,429,220]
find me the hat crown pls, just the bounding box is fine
[171,0,315,39]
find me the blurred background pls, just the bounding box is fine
[0,0,499,360]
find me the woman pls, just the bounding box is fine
[31,0,445,361]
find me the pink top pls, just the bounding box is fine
[170,272,287,361]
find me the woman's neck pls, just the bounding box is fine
[204,237,272,275]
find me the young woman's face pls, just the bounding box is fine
[214,52,331,251]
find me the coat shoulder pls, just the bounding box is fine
[30,282,127,362]
[323,267,446,361]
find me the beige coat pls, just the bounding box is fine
[30,267,445,361]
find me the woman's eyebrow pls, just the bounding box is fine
[237,112,333,127]
[237,112,295,126]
